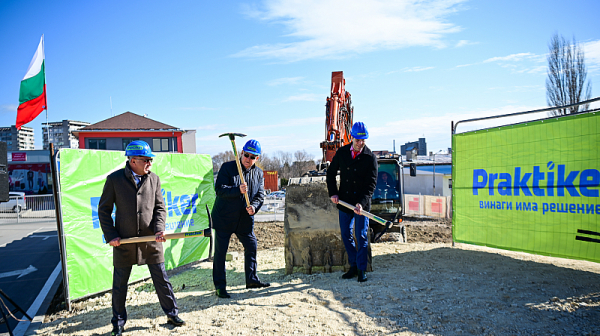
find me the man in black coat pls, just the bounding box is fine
[99,141,184,336]
[326,122,378,282]
[212,139,269,298]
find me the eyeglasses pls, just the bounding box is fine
[134,157,153,163]
[243,153,257,160]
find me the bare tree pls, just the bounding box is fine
[215,149,317,185]
[291,150,317,177]
[275,151,294,179]
[256,153,280,171]
[212,151,235,172]
[546,33,592,116]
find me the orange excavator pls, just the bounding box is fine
[319,71,353,165]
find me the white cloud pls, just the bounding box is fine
[455,39,476,48]
[515,65,546,74]
[583,39,600,72]
[386,66,434,75]
[456,52,546,73]
[0,104,17,113]
[234,0,467,61]
[283,93,322,102]
[477,41,600,74]
[487,85,544,93]
[403,66,434,72]
[267,76,304,86]
[455,63,473,68]
[483,52,536,63]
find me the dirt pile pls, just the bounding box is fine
[38,219,600,336]
[227,218,453,251]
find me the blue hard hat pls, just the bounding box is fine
[351,122,369,139]
[125,140,155,157]
[243,139,261,155]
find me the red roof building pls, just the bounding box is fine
[73,112,196,153]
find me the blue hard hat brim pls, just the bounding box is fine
[141,153,156,157]
[353,134,368,140]
[244,150,260,156]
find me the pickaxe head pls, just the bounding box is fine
[219,133,246,141]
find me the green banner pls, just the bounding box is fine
[59,149,215,300]
[453,112,600,263]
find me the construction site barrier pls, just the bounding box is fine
[255,198,285,222]
[404,194,452,218]
[0,194,55,223]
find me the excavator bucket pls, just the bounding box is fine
[284,177,372,274]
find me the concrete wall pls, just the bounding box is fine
[182,130,196,153]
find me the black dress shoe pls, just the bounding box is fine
[246,281,271,289]
[342,266,358,279]
[111,325,124,336]
[358,270,368,282]
[216,288,231,298]
[167,315,186,326]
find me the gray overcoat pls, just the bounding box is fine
[99,162,167,267]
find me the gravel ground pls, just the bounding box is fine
[38,219,600,335]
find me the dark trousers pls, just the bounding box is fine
[112,263,178,327]
[339,210,369,271]
[213,229,260,290]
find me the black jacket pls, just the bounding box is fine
[211,160,264,233]
[326,144,378,214]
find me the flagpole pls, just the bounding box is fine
[42,34,49,151]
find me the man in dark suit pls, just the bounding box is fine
[99,140,184,336]
[326,122,378,282]
[212,139,268,299]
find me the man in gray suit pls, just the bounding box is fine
[99,140,184,336]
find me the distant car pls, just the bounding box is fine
[265,191,285,199]
[1,192,27,213]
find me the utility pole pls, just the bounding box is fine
[432,153,436,196]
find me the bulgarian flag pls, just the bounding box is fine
[16,35,47,130]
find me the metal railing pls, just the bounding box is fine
[255,198,285,222]
[0,194,56,222]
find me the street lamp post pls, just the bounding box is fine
[432,153,436,196]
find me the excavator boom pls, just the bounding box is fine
[320,71,353,163]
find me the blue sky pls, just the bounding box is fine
[1,0,599,159]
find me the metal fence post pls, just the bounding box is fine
[16,195,20,223]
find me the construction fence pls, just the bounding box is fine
[257,195,451,221]
[0,194,56,223]
[255,198,285,222]
[404,194,452,219]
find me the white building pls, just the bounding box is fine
[0,126,35,151]
[42,120,90,149]
[402,165,452,197]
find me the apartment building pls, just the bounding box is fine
[42,120,91,149]
[0,125,35,151]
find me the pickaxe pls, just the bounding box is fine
[337,200,401,242]
[219,132,251,207]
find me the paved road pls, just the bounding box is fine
[0,219,60,335]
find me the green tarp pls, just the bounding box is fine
[59,149,215,300]
[453,112,600,263]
